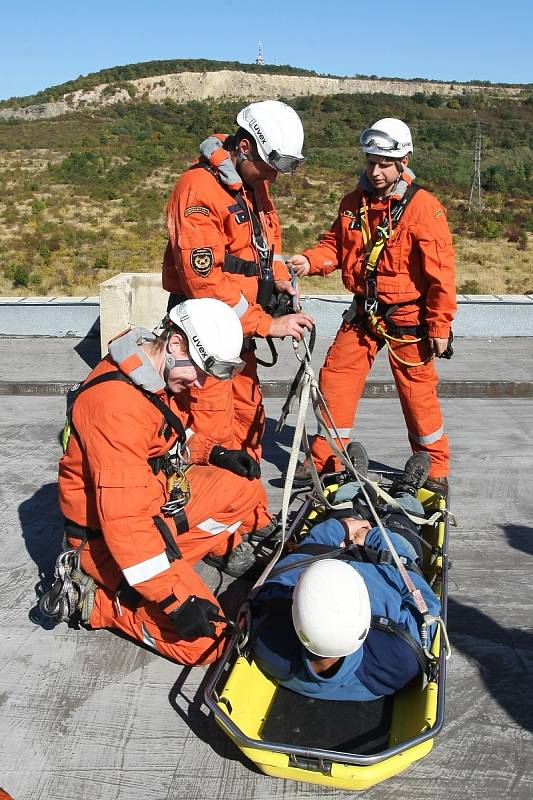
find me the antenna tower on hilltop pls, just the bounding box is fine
[256,41,265,66]
[468,116,483,213]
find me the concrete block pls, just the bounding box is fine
[99,273,167,353]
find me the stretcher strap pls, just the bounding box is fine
[251,358,314,590]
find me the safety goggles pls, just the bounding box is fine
[360,128,402,151]
[266,149,305,174]
[202,355,245,380]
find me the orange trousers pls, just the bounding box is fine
[70,466,264,665]
[188,349,270,526]
[310,322,449,478]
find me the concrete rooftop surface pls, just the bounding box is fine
[1,336,532,799]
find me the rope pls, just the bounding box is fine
[366,310,431,368]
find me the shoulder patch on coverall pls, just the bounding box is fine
[190,247,214,276]
[185,205,210,217]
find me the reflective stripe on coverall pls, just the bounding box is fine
[58,359,266,665]
[303,176,456,478]
[163,153,289,521]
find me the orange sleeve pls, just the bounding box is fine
[414,199,457,339]
[303,210,343,277]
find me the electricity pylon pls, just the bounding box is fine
[468,117,483,213]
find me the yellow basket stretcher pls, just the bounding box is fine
[204,472,450,791]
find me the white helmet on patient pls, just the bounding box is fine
[291,559,371,658]
[360,117,413,159]
[236,100,305,174]
[168,298,244,380]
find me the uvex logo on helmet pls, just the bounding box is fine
[249,118,267,145]
[192,334,208,359]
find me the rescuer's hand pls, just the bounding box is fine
[167,596,220,640]
[209,445,261,479]
[274,279,296,296]
[287,254,311,277]
[429,337,449,357]
[268,312,314,341]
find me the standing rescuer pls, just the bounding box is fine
[163,100,314,533]
[55,298,269,665]
[289,118,456,495]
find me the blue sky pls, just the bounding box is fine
[1,0,531,101]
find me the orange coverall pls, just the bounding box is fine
[303,174,456,478]
[163,149,289,525]
[58,357,265,665]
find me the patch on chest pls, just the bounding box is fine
[227,203,248,225]
[190,247,214,276]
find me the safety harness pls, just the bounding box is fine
[341,184,434,368]
[38,370,195,624]
[63,370,191,545]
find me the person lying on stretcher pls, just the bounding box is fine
[250,448,441,701]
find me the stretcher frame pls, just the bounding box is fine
[204,473,450,791]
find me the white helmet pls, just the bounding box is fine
[360,118,413,158]
[291,560,371,658]
[236,100,305,174]
[168,298,244,380]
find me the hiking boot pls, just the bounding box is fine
[293,455,339,486]
[203,541,257,578]
[346,441,369,478]
[391,452,432,497]
[424,476,449,497]
[293,459,314,486]
[244,520,281,543]
[70,568,96,624]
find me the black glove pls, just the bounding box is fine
[437,330,454,360]
[167,595,220,640]
[209,445,261,479]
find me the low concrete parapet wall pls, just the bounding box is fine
[0,295,99,337]
[2,274,533,348]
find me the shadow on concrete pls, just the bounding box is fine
[448,596,533,734]
[168,663,261,772]
[19,482,64,627]
[19,482,64,587]
[502,523,533,558]
[262,415,296,473]
[74,331,101,370]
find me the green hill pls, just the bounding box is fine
[0,76,532,296]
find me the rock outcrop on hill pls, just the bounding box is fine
[0,68,522,122]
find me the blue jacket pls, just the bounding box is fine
[251,518,441,701]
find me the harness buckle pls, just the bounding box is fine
[364,279,378,313]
